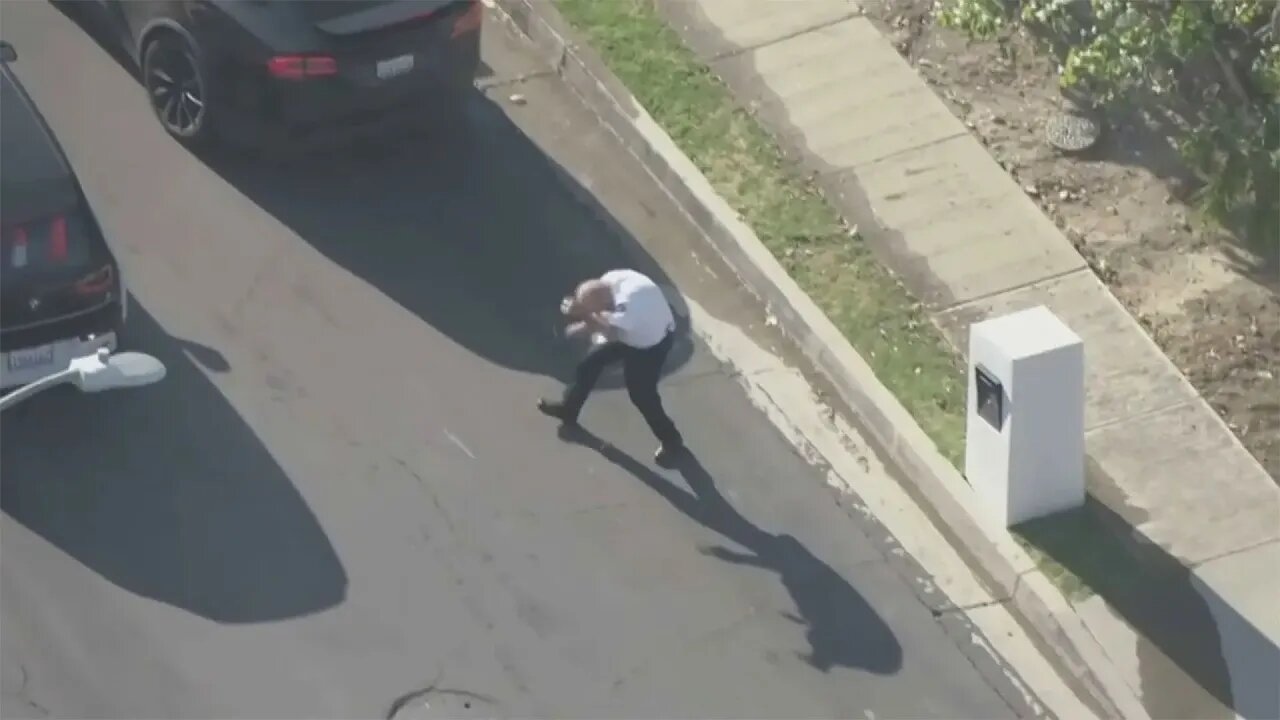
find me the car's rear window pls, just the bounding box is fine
[292,0,464,29]
[293,0,394,21]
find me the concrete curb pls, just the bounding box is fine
[488,2,1150,719]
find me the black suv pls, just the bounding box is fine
[72,0,483,149]
[1,40,127,390]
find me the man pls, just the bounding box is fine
[538,269,685,465]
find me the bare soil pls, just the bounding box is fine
[858,0,1280,479]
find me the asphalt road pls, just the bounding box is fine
[1,3,1047,718]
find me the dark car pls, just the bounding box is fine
[0,41,128,390]
[70,0,483,149]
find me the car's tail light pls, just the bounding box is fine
[452,0,483,38]
[8,225,30,269]
[267,55,338,80]
[48,216,68,262]
[4,214,73,270]
[73,264,115,297]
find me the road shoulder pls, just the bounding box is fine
[487,2,1280,718]
[483,3,1121,718]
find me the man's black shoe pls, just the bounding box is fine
[537,398,578,427]
[654,443,686,468]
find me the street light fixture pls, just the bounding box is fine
[0,348,166,411]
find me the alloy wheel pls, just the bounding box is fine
[146,42,205,137]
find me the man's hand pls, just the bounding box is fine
[560,296,582,318]
[566,318,616,341]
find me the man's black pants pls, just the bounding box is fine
[560,332,683,448]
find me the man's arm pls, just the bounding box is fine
[564,310,622,340]
[562,278,626,340]
[579,311,619,340]
[562,294,613,325]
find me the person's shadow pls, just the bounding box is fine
[559,426,902,675]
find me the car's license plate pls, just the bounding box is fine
[376,53,415,80]
[5,344,56,373]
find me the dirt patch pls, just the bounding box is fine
[859,0,1280,479]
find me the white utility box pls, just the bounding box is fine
[965,305,1085,527]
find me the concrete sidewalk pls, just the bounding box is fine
[652,1,1280,718]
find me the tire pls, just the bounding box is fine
[142,32,217,149]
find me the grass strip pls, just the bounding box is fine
[550,0,1155,602]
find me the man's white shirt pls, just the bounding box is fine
[601,269,675,349]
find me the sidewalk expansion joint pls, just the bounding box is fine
[1188,536,1280,569]
[819,130,970,177]
[1083,398,1194,437]
[706,11,868,63]
[936,266,1091,316]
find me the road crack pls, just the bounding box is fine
[8,664,50,718]
[385,667,498,719]
[391,456,461,541]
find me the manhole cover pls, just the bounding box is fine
[1045,112,1102,153]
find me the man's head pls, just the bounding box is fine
[574,279,614,314]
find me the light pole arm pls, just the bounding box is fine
[0,369,76,412]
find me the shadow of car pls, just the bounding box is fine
[195,89,697,390]
[60,4,695,392]
[0,301,347,624]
